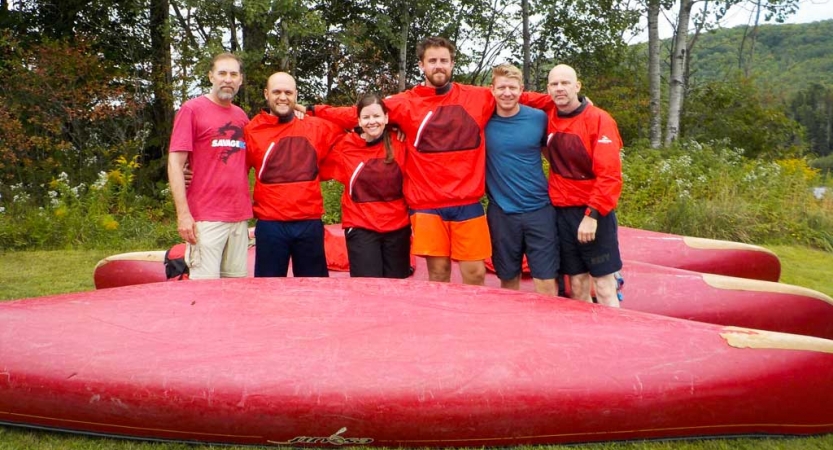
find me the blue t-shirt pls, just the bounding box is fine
[485,105,550,214]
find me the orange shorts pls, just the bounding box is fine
[410,203,491,261]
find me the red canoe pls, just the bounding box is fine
[1,278,832,446]
[618,226,781,282]
[93,231,833,340]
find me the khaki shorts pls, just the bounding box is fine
[186,221,250,279]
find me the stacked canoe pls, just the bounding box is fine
[1,225,830,446]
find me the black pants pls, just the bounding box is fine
[346,225,412,278]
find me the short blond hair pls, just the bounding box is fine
[491,63,523,86]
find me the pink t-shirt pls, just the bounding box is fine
[169,95,252,222]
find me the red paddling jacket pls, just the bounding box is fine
[314,82,495,210]
[521,93,623,216]
[244,111,344,221]
[321,131,409,233]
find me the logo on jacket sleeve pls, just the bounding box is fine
[598,135,613,144]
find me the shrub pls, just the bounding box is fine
[619,139,833,250]
[682,77,807,159]
[4,138,832,253]
[321,180,344,225]
[0,157,178,251]
[811,154,833,176]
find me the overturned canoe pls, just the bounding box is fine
[618,226,781,282]
[91,241,833,340]
[1,278,832,446]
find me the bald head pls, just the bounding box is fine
[264,72,297,118]
[549,64,578,83]
[547,64,582,113]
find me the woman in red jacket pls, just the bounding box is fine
[322,93,411,278]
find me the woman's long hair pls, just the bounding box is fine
[356,93,394,164]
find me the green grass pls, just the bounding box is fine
[0,250,110,301]
[0,246,831,449]
[769,245,833,297]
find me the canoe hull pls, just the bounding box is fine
[2,278,832,446]
[92,246,833,340]
[93,251,169,289]
[618,226,781,282]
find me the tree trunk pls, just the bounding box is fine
[683,0,709,93]
[398,8,409,93]
[745,0,763,76]
[149,0,173,170]
[825,91,833,155]
[648,0,662,148]
[228,5,240,52]
[241,7,269,114]
[665,0,694,146]
[522,0,531,87]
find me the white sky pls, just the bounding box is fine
[630,0,833,43]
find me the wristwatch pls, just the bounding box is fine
[584,207,600,220]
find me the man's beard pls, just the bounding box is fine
[217,90,237,101]
[270,104,293,117]
[427,71,449,87]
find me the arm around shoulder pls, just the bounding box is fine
[519,91,554,112]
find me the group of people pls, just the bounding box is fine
[167,36,624,307]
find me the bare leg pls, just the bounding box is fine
[569,273,593,303]
[500,276,521,290]
[425,256,452,282]
[458,260,486,286]
[593,273,620,308]
[532,278,557,296]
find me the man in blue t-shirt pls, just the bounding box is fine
[485,64,559,295]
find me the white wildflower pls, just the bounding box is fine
[92,171,108,189]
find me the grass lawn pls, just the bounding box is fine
[1,245,831,449]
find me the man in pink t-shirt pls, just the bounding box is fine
[167,53,252,279]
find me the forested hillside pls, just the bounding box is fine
[689,19,833,100]
[627,19,833,159]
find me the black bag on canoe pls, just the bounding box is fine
[164,243,190,280]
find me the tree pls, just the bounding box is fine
[147,0,174,185]
[514,0,641,91]
[521,0,531,86]
[646,0,666,148]
[790,83,833,157]
[663,0,799,145]
[0,37,147,196]
[736,0,799,75]
[664,0,694,145]
[683,76,805,158]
